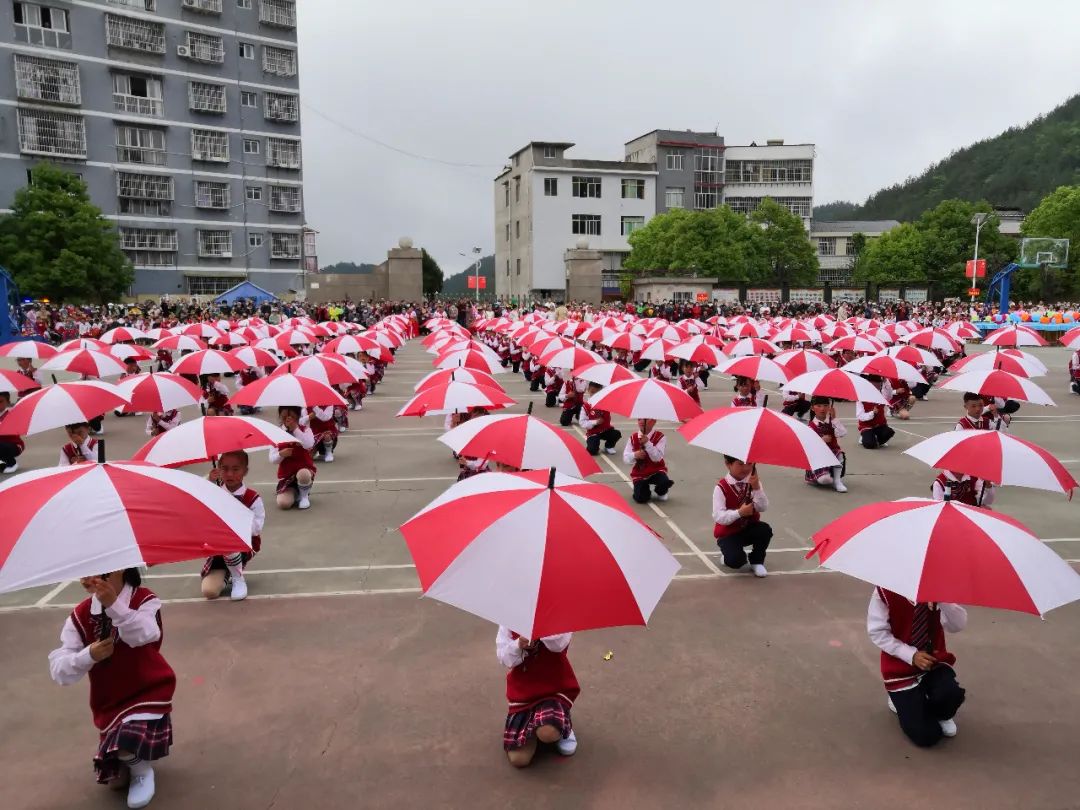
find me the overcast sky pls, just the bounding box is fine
[296,0,1080,274]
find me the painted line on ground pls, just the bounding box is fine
[34,580,72,607]
[144,563,419,579]
[247,471,623,487]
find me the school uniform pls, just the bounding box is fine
[496,627,579,752]
[59,436,98,466]
[268,425,317,499]
[731,390,763,407]
[509,343,522,374]
[805,416,847,489]
[856,401,895,449]
[146,410,180,437]
[308,405,338,461]
[457,456,490,481]
[526,356,542,391]
[16,362,44,386]
[155,349,172,373]
[931,471,994,507]
[623,430,673,503]
[651,362,674,382]
[1070,349,1080,395]
[679,372,701,405]
[558,378,587,427]
[202,379,233,415]
[781,392,811,420]
[578,402,621,455]
[982,395,1019,426]
[543,368,560,407]
[955,413,992,431]
[712,474,772,569]
[48,584,176,783]
[202,484,265,589]
[0,405,25,473]
[234,367,265,415]
[886,378,915,415]
[867,588,967,747]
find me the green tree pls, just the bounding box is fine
[848,231,867,276]
[1019,185,1080,300]
[916,199,1015,296]
[421,249,443,295]
[855,222,926,285]
[625,207,767,282]
[748,198,819,285]
[0,164,133,303]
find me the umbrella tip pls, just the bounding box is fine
[547,467,556,489]
[527,401,534,415]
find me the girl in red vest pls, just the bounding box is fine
[308,405,339,464]
[931,470,994,507]
[623,418,673,503]
[234,366,265,416]
[201,373,233,417]
[0,391,25,474]
[578,382,622,455]
[804,396,848,492]
[202,450,265,601]
[731,376,763,407]
[558,372,586,427]
[59,422,98,466]
[712,455,772,577]
[146,410,180,437]
[855,377,895,449]
[496,626,580,768]
[867,588,967,746]
[48,569,175,808]
[678,361,702,404]
[268,406,316,510]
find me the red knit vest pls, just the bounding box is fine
[934,473,978,506]
[956,414,991,431]
[580,403,612,436]
[859,403,887,429]
[629,431,667,480]
[732,395,757,407]
[505,633,581,712]
[877,588,956,691]
[713,478,759,538]
[62,438,96,464]
[561,379,582,409]
[239,368,260,386]
[808,418,840,453]
[277,437,316,482]
[70,587,176,732]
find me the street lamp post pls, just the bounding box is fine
[970,212,990,310]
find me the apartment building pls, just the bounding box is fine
[494,142,656,302]
[811,219,899,286]
[0,0,309,298]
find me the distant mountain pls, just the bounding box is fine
[442,254,494,296]
[320,261,378,274]
[816,93,1080,222]
[812,201,859,222]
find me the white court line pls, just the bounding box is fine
[34,580,72,607]
[674,547,810,556]
[246,472,621,486]
[144,563,419,579]
[892,427,930,440]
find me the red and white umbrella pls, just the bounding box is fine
[273,329,317,350]
[902,328,961,353]
[713,355,792,385]
[108,344,154,363]
[982,325,1048,348]
[723,337,780,357]
[58,338,108,352]
[439,413,602,476]
[571,361,640,387]
[209,332,249,348]
[170,349,247,377]
[679,407,841,470]
[806,498,1080,615]
[1061,326,1080,350]
[826,335,887,356]
[580,325,619,345]
[0,341,58,360]
[904,430,1078,495]
[0,462,254,593]
[554,319,589,338]
[586,378,703,421]
[415,367,503,392]
[131,415,296,467]
[271,355,359,386]
[882,344,942,368]
[0,369,41,396]
[180,323,225,340]
[670,340,726,366]
[774,348,836,375]
[100,326,147,344]
[539,345,604,370]
[995,348,1048,374]
[143,327,175,341]
[949,352,1045,378]
[772,325,821,344]
[398,381,515,416]
[529,335,573,359]
[230,346,281,369]
[784,369,888,404]
[841,355,927,385]
[153,334,208,353]
[399,469,680,637]
[41,349,128,378]
[234,326,269,343]
[113,372,203,414]
[436,348,506,374]
[723,321,770,339]
[861,327,897,345]
[647,324,691,342]
[639,337,678,362]
[819,323,854,340]
[942,322,982,341]
[230,374,347,409]
[938,369,1054,405]
[318,352,370,381]
[0,381,129,436]
[606,331,644,352]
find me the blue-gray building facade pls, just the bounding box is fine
[0,0,308,299]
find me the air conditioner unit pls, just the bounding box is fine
[177,45,191,57]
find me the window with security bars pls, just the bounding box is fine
[621,178,645,200]
[14,3,71,49]
[724,159,813,184]
[120,227,177,250]
[185,31,225,63]
[817,238,836,257]
[191,129,229,162]
[194,180,230,209]
[695,189,719,209]
[17,109,86,158]
[119,198,171,215]
[116,125,166,165]
[105,14,166,54]
[182,0,222,13]
[266,138,300,169]
[262,45,297,77]
[264,92,298,122]
[113,72,163,116]
[188,276,244,296]
[117,172,174,200]
[108,0,156,10]
[14,54,80,104]
[189,81,226,114]
[725,196,812,218]
[198,230,233,257]
[268,185,301,212]
[270,232,300,258]
[259,0,296,28]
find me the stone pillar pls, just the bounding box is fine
[386,237,423,302]
[564,239,604,305]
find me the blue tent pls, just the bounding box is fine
[213,281,279,307]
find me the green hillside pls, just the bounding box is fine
[816,94,1080,222]
[442,254,494,296]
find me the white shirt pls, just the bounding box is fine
[808,416,848,439]
[866,589,967,680]
[58,437,96,467]
[711,473,768,525]
[623,432,666,465]
[268,425,314,463]
[223,482,266,537]
[855,401,884,424]
[234,367,265,390]
[495,626,572,669]
[310,405,335,422]
[931,472,995,507]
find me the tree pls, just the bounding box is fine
[1019,185,1080,300]
[421,249,443,295]
[854,222,926,286]
[0,164,133,303]
[848,232,867,275]
[624,207,767,282]
[916,199,1014,296]
[748,198,819,285]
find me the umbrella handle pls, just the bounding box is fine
[547,466,556,489]
[97,439,105,463]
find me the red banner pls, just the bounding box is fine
[467,276,486,289]
[965,259,986,278]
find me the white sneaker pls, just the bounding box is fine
[938,718,958,737]
[297,493,311,510]
[815,473,834,486]
[2,461,17,474]
[126,768,155,809]
[604,447,617,455]
[556,729,578,756]
[833,479,848,493]
[750,563,768,578]
[887,696,897,714]
[352,404,362,411]
[323,450,334,463]
[656,492,669,502]
[229,575,248,601]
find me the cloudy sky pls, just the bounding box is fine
[297,0,1080,274]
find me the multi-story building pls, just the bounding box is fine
[0,0,308,298]
[811,219,899,286]
[494,141,656,303]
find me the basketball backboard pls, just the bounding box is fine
[1018,237,1069,268]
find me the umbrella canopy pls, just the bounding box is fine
[948,352,1045,378]
[41,349,128,378]
[826,335,887,356]
[131,415,296,467]
[399,469,680,637]
[723,337,780,358]
[606,331,644,352]
[713,355,792,385]
[669,340,727,366]
[0,341,58,360]
[230,374,347,408]
[807,498,1080,615]
[938,369,1054,406]
[539,345,604,370]
[902,328,961,353]
[435,348,507,375]
[397,381,515,416]
[841,355,927,385]
[0,369,41,396]
[772,325,821,344]
[773,349,836,375]
[571,361,640,387]
[108,344,154,363]
[113,372,203,414]
[982,325,1048,348]
[100,326,147,344]
[784,369,888,404]
[0,381,129,436]
[586,378,703,421]
[439,413,602,476]
[1061,326,1080,350]
[180,323,225,340]
[271,355,359,386]
[639,338,679,362]
[170,349,247,377]
[679,407,841,470]
[723,321,770,339]
[904,430,1078,495]
[58,338,108,352]
[152,335,208,353]
[209,332,249,348]
[414,367,502,392]
[942,322,982,340]
[881,344,942,368]
[0,462,254,593]
[230,346,281,369]
[317,352,370,381]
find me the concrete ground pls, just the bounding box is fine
[2,340,1079,809]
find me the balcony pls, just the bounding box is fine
[113,93,163,117]
[181,0,222,13]
[105,14,166,54]
[259,0,296,28]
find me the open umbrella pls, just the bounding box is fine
[181,323,225,340]
[271,355,359,386]
[841,355,927,385]
[937,369,1054,406]
[783,369,888,404]
[131,415,296,467]
[399,468,680,637]
[902,329,961,353]
[100,326,147,344]
[670,340,727,366]
[982,325,1048,348]
[713,355,792,385]
[0,341,58,360]
[439,412,602,476]
[723,337,781,357]
[108,344,154,363]
[58,338,108,352]
[826,335,887,356]
[230,346,281,369]
[679,407,841,470]
[153,335,208,353]
[948,352,1045,378]
[436,348,506,374]
[773,349,836,375]
[571,361,639,387]
[0,462,254,593]
[230,374,347,409]
[639,338,679,362]
[170,349,247,377]
[538,345,603,370]
[585,378,703,422]
[1062,326,1080,350]
[0,369,41,396]
[0,381,129,435]
[806,498,1080,615]
[397,381,515,416]
[414,367,503,392]
[113,372,203,414]
[881,344,942,368]
[41,349,128,378]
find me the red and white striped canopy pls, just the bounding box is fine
[771,325,821,344]
[439,413,601,476]
[826,335,887,356]
[100,326,147,344]
[318,352,370,381]
[571,361,640,387]
[606,331,644,352]
[131,415,296,467]
[723,321,770,339]
[0,381,130,436]
[230,346,281,369]
[1062,326,1080,350]
[784,369,888,404]
[539,345,604,370]
[713,355,792,385]
[230,374,347,408]
[153,335,208,353]
[170,349,247,376]
[414,367,502,392]
[679,407,840,470]
[0,369,41,395]
[586,378,703,421]
[399,469,680,637]
[773,349,836,376]
[902,328,961,353]
[209,332,249,348]
[273,329,317,349]
[41,349,128,378]
[723,337,781,357]
[949,352,1045,378]
[436,348,506,374]
[0,462,254,593]
[982,325,1048,347]
[58,338,108,352]
[180,323,225,340]
[840,355,927,385]
[271,355,359,386]
[108,344,154,363]
[647,324,691,342]
[0,341,58,360]
[670,340,726,366]
[113,372,203,414]
[881,344,942,368]
[639,337,679,361]
[938,369,1054,405]
[397,381,515,416]
[942,322,982,340]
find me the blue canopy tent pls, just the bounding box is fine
[213,281,279,307]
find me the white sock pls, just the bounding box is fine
[126,757,152,777]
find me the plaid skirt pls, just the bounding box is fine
[503,699,572,751]
[201,552,253,583]
[805,450,845,482]
[94,715,173,783]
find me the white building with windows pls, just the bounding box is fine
[494,142,656,303]
[811,219,899,285]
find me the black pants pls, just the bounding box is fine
[782,400,811,419]
[699,368,709,388]
[89,415,103,432]
[545,390,558,407]
[912,382,931,400]
[1072,380,1080,395]
[891,666,966,748]
[511,360,521,374]
[633,359,651,372]
[559,405,581,426]
[860,425,895,449]
[0,441,21,469]
[585,428,622,455]
[716,521,772,568]
[632,472,672,503]
[1000,400,1020,415]
[530,376,541,391]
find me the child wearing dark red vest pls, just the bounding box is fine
[804,396,848,492]
[308,405,338,464]
[543,366,560,407]
[956,392,993,430]
[678,361,701,404]
[931,470,994,507]
[202,450,265,601]
[781,391,810,420]
[496,626,579,768]
[268,406,316,510]
[886,377,915,420]
[201,373,232,417]
[154,348,172,373]
[48,569,175,808]
[558,372,587,427]
[1070,348,1080,395]
[0,391,25,474]
[146,411,180,437]
[234,366,265,415]
[712,456,771,577]
[623,418,673,503]
[579,382,622,455]
[731,376,763,407]
[16,355,44,386]
[59,422,98,466]
[855,379,894,449]
[867,588,967,747]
